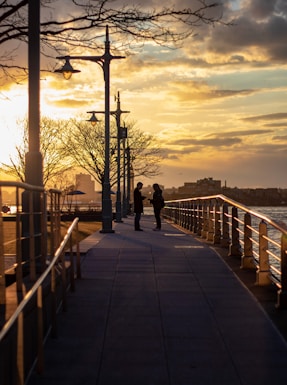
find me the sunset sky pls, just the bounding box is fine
[1,0,287,190]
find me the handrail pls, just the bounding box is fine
[0,179,80,385]
[163,194,287,309]
[0,217,79,340]
[0,182,62,304]
[168,194,287,235]
[0,217,80,385]
[0,180,45,191]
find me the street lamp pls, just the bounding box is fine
[21,0,43,273]
[87,111,101,126]
[55,26,124,233]
[111,91,129,222]
[87,91,129,223]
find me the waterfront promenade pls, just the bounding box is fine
[27,215,287,385]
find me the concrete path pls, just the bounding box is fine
[27,215,287,385]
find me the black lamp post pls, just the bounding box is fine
[22,0,44,276]
[26,0,43,187]
[111,91,129,222]
[87,91,129,223]
[55,26,124,233]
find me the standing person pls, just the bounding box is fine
[133,182,146,231]
[149,183,164,231]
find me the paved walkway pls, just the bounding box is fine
[28,215,287,385]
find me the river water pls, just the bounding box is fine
[251,206,287,225]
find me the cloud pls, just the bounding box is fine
[242,113,287,122]
[167,136,242,148]
[52,98,89,108]
[205,129,274,137]
[273,135,287,141]
[200,0,287,65]
[247,0,276,19]
[264,122,287,128]
[167,79,255,102]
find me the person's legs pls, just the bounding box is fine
[154,209,161,229]
[134,212,141,230]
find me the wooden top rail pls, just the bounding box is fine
[0,181,44,192]
[165,194,287,235]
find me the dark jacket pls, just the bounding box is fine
[134,187,145,213]
[150,188,164,211]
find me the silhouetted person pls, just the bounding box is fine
[133,182,146,231]
[149,183,164,231]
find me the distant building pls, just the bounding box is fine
[178,177,221,197]
[168,177,287,205]
[75,173,96,202]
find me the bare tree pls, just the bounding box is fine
[0,114,161,188]
[61,118,162,188]
[0,0,224,75]
[0,116,75,186]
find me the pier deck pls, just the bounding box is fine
[27,215,287,385]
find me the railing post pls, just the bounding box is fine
[189,201,194,232]
[168,205,172,222]
[175,202,179,225]
[178,202,182,226]
[16,187,23,292]
[191,202,197,233]
[37,285,44,374]
[228,206,242,257]
[17,312,24,385]
[207,202,214,242]
[241,213,255,269]
[181,202,185,227]
[213,201,221,244]
[40,192,47,272]
[51,265,57,338]
[171,203,175,223]
[178,202,181,226]
[221,203,230,248]
[69,236,75,292]
[76,221,81,279]
[196,203,202,236]
[256,220,271,286]
[201,202,208,239]
[186,201,191,230]
[29,190,36,281]
[61,251,67,312]
[276,234,287,309]
[182,201,187,228]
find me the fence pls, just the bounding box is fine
[0,181,81,385]
[162,194,287,309]
[0,182,63,304]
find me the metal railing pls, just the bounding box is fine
[0,181,81,385]
[0,218,80,385]
[162,194,287,309]
[0,182,63,304]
